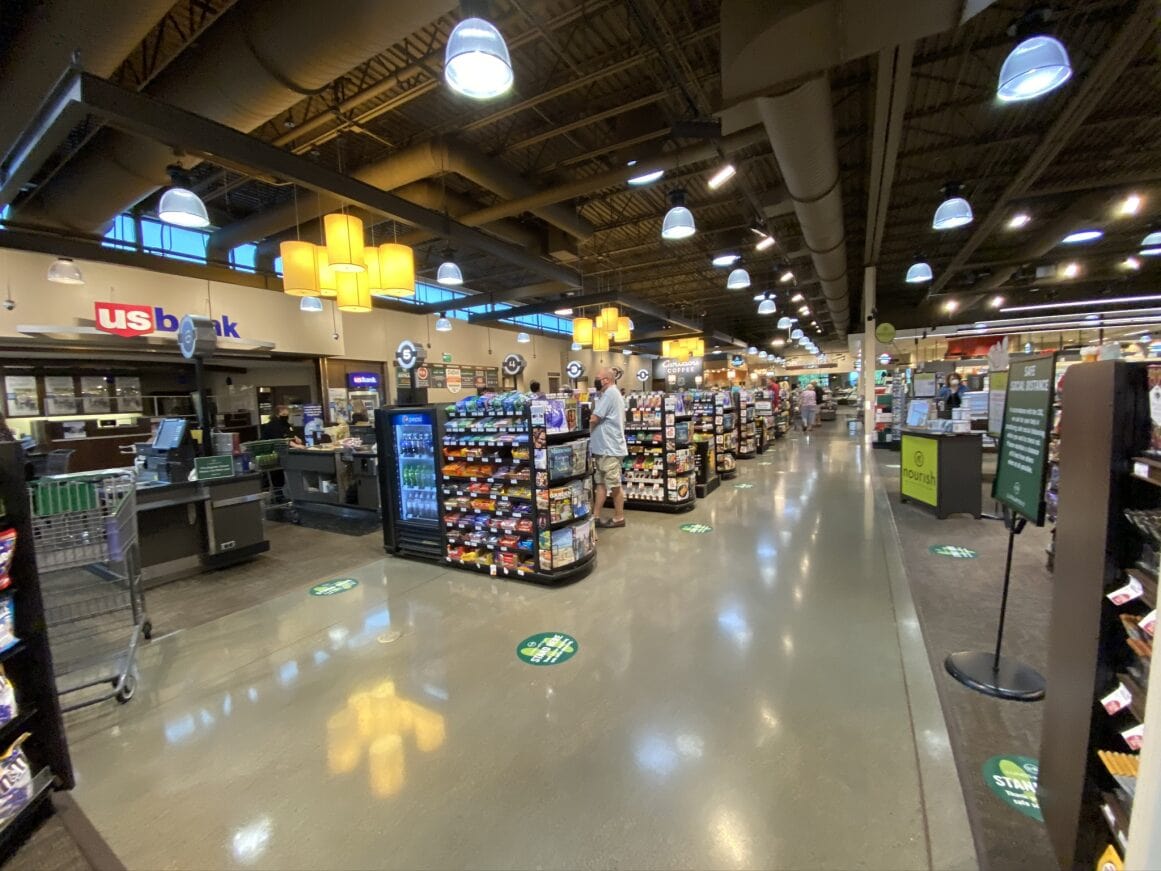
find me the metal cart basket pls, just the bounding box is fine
[29,469,150,710]
[241,438,296,521]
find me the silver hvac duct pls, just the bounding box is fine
[208,137,595,255]
[0,0,172,163]
[756,80,849,338]
[247,181,544,264]
[12,0,454,233]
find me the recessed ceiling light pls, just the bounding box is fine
[943,299,958,313]
[1061,261,1081,278]
[712,253,740,267]
[779,270,794,284]
[990,295,1005,308]
[798,306,810,316]
[771,338,785,347]
[1142,247,1161,257]
[755,235,775,251]
[707,164,736,190]
[554,307,574,316]
[1120,194,1143,216]
[1123,256,1142,271]
[1061,229,1103,244]
[1008,213,1031,229]
[627,169,664,186]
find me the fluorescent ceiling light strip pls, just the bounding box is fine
[1001,294,1161,314]
[973,307,1161,328]
[955,315,1161,334]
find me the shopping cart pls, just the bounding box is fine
[29,469,150,710]
[242,438,296,522]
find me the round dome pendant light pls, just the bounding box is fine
[757,295,776,316]
[300,297,324,312]
[932,183,973,230]
[726,268,750,290]
[905,257,933,283]
[791,328,804,340]
[47,257,84,285]
[158,186,210,228]
[661,189,696,240]
[444,17,514,100]
[436,258,464,286]
[998,10,1071,103]
[435,313,453,332]
[516,331,531,344]
[777,316,792,330]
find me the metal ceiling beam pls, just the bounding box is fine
[927,0,1156,297]
[467,291,621,323]
[408,281,572,315]
[0,71,581,289]
[863,42,913,266]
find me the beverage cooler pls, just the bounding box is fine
[375,407,444,560]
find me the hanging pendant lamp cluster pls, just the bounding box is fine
[571,304,634,351]
[280,212,416,313]
[661,337,705,361]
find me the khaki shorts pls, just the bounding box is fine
[593,454,623,489]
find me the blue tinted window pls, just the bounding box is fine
[102,214,136,250]
[230,243,257,272]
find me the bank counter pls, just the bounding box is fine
[899,429,983,519]
[137,474,270,586]
[283,445,379,517]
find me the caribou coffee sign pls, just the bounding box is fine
[94,300,241,339]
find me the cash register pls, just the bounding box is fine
[139,418,196,484]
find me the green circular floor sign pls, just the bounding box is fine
[517,632,578,666]
[983,755,1042,822]
[680,522,713,534]
[735,483,754,489]
[309,578,359,596]
[930,545,978,559]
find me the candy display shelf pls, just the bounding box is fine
[439,395,595,584]
[736,389,757,459]
[715,391,738,479]
[617,392,696,513]
[754,393,776,454]
[689,392,722,497]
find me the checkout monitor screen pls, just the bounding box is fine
[152,418,188,451]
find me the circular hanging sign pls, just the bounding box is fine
[308,578,359,596]
[636,368,650,383]
[565,360,585,380]
[395,339,418,370]
[516,632,578,666]
[502,353,526,376]
[875,322,897,344]
[179,314,217,360]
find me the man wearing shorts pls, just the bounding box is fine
[589,367,628,529]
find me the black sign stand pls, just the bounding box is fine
[945,511,1046,701]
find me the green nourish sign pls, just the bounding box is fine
[993,353,1056,525]
[930,545,978,559]
[982,755,1043,822]
[194,454,234,480]
[517,632,578,666]
[309,578,359,596]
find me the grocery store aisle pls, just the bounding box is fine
[63,430,975,870]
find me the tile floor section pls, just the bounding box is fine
[63,430,977,870]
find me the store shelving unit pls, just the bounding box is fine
[619,393,696,512]
[715,392,738,479]
[872,383,895,449]
[690,392,721,498]
[0,443,73,861]
[1039,361,1153,868]
[754,392,775,454]
[736,390,757,459]
[440,397,595,584]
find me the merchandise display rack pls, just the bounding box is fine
[698,391,737,479]
[618,392,696,512]
[0,443,73,861]
[736,390,757,459]
[440,396,595,585]
[689,392,721,498]
[754,390,776,453]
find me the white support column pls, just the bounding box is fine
[862,266,877,440]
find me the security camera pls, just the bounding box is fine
[332,331,339,340]
[3,299,15,312]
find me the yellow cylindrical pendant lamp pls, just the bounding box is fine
[363,245,384,294]
[316,246,338,298]
[336,270,373,313]
[592,329,609,352]
[279,240,320,297]
[662,339,673,358]
[614,316,631,342]
[599,306,619,333]
[378,243,415,297]
[572,317,593,345]
[324,213,365,273]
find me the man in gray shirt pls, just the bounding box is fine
[589,366,628,529]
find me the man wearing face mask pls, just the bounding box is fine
[261,404,304,445]
[589,367,628,529]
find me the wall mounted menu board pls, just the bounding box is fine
[992,353,1056,525]
[80,376,112,413]
[425,365,498,392]
[44,376,79,415]
[4,375,39,417]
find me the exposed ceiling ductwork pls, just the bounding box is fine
[10,0,455,233]
[0,0,173,162]
[209,137,594,257]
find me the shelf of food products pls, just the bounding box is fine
[616,393,696,511]
[438,393,595,583]
[736,389,757,458]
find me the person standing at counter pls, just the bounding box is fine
[260,405,304,446]
[529,381,547,400]
[938,373,967,419]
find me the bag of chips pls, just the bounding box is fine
[0,733,32,826]
[0,529,16,591]
[0,596,16,654]
[0,667,17,728]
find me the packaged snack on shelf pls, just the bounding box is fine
[0,530,15,591]
[0,733,32,827]
[0,667,16,727]
[0,596,15,654]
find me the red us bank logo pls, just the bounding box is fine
[93,301,240,339]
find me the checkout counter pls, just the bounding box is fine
[135,418,270,586]
[282,426,379,518]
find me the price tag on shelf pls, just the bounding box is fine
[1107,576,1145,606]
[1101,682,1133,715]
[1134,461,1150,480]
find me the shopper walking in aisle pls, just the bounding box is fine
[590,367,628,529]
[798,382,818,432]
[529,380,547,400]
[811,381,824,429]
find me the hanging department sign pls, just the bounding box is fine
[653,357,703,380]
[502,353,526,376]
[565,360,585,380]
[993,353,1056,525]
[636,368,650,383]
[395,339,419,370]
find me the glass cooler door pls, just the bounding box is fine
[393,412,438,524]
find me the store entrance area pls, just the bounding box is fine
[59,431,974,870]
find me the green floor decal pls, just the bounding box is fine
[982,755,1042,822]
[734,483,754,489]
[517,632,578,665]
[929,545,978,559]
[309,578,360,596]
[680,522,714,534]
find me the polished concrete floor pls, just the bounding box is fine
[64,430,976,870]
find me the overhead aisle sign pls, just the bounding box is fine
[992,353,1056,525]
